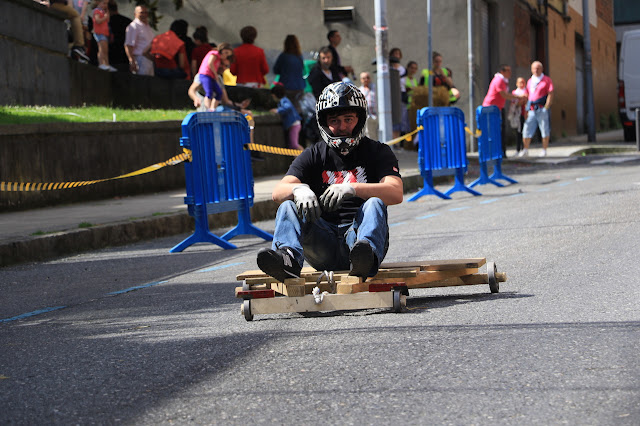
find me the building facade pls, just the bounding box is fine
[0,0,600,142]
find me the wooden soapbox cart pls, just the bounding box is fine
[235,258,507,321]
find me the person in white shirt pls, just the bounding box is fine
[358,71,377,138]
[124,5,155,76]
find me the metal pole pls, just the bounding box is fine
[582,0,596,142]
[427,0,433,107]
[467,0,475,152]
[636,108,640,151]
[374,0,392,143]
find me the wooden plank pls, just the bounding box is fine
[379,258,486,271]
[377,271,507,289]
[436,272,506,285]
[248,292,403,315]
[236,266,318,281]
[269,278,306,297]
[369,268,420,279]
[236,259,487,281]
[237,259,488,281]
[336,275,369,294]
[368,268,478,287]
[238,282,334,298]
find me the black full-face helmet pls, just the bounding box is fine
[316,81,368,156]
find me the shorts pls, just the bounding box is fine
[198,74,223,100]
[93,33,109,43]
[522,107,550,139]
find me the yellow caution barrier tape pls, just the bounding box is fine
[465,126,482,138]
[1,149,192,192]
[245,125,426,157]
[244,143,303,157]
[385,126,424,146]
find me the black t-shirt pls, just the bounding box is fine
[108,14,132,66]
[286,137,401,225]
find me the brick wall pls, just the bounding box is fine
[514,3,532,70]
[549,11,579,137]
[517,0,618,137]
[597,0,614,25]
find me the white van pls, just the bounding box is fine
[618,29,640,142]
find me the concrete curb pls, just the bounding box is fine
[0,174,425,268]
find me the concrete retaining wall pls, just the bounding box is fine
[0,0,71,106]
[0,114,293,211]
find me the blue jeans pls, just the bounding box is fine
[272,198,389,276]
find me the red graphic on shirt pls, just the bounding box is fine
[322,167,367,184]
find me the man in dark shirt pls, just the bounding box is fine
[256,82,404,282]
[107,0,131,70]
[326,30,353,79]
[307,47,341,99]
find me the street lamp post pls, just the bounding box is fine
[374,0,392,143]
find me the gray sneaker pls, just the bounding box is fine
[71,46,90,62]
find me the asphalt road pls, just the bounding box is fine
[1,154,639,425]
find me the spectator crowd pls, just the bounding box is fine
[37,1,551,151]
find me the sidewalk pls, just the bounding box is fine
[1,129,636,267]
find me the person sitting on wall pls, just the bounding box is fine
[44,0,91,62]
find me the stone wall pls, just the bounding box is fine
[0,115,292,211]
[0,0,71,106]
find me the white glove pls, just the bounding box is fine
[292,184,321,223]
[319,183,356,212]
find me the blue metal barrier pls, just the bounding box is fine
[170,111,273,252]
[469,105,518,188]
[408,107,481,201]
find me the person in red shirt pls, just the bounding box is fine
[481,64,525,156]
[150,20,191,80]
[92,0,116,72]
[482,64,524,110]
[230,26,269,88]
[518,61,555,157]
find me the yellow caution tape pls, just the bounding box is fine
[465,126,482,138]
[385,126,424,146]
[1,149,192,192]
[245,143,303,157]
[245,125,425,157]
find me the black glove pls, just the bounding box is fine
[292,184,321,223]
[319,183,356,212]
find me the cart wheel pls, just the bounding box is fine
[242,280,250,291]
[392,288,403,313]
[487,261,499,293]
[242,299,254,321]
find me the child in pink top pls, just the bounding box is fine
[511,77,528,152]
[197,44,234,111]
[92,0,115,72]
